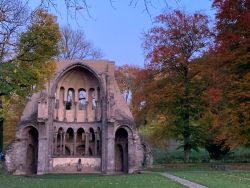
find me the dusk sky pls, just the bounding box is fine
[32,0,215,67]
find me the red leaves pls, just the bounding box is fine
[205,0,250,146]
[213,0,250,52]
[144,9,211,70]
[205,87,223,105]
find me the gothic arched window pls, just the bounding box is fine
[78,88,86,110]
[66,88,74,110]
[89,88,96,109]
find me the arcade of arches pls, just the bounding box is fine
[54,127,101,157]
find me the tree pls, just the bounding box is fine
[0,0,29,62]
[0,0,30,152]
[205,0,250,146]
[0,9,61,151]
[58,25,103,60]
[143,10,211,162]
[115,64,141,103]
[115,64,152,127]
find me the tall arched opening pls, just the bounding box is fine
[25,127,39,174]
[115,128,128,173]
[52,64,103,123]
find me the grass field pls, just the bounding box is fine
[1,165,250,188]
[169,168,250,188]
[0,172,184,188]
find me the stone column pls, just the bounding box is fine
[94,132,98,155]
[98,131,102,155]
[63,133,66,155]
[95,101,98,121]
[128,134,136,173]
[107,100,110,120]
[37,137,48,175]
[73,131,76,155]
[85,102,88,122]
[54,133,58,155]
[100,99,103,120]
[101,95,108,172]
[85,133,89,156]
[74,102,77,122]
[106,122,115,174]
[60,133,63,155]
[63,101,67,121]
[56,99,59,120]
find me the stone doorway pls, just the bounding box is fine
[115,128,128,173]
[25,127,38,174]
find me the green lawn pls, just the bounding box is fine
[2,166,250,188]
[169,169,250,188]
[0,172,184,188]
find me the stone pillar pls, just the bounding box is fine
[107,100,110,120]
[100,99,103,120]
[37,138,47,175]
[101,96,108,172]
[85,102,88,122]
[95,101,98,121]
[56,99,59,120]
[94,132,98,155]
[63,133,66,155]
[85,133,89,156]
[128,134,136,173]
[98,131,101,155]
[60,133,63,155]
[73,131,76,155]
[74,102,77,122]
[63,101,67,121]
[54,133,58,155]
[106,122,115,174]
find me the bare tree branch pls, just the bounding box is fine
[32,0,169,18]
[0,0,30,62]
[58,25,103,60]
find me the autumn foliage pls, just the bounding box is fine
[206,0,250,146]
[115,1,249,162]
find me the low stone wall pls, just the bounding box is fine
[52,157,101,173]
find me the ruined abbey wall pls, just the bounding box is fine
[5,60,148,175]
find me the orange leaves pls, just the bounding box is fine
[208,0,250,146]
[144,9,211,72]
[205,87,223,106]
[213,0,250,53]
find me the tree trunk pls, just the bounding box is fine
[0,96,3,152]
[183,132,190,163]
[183,67,190,163]
[0,119,3,152]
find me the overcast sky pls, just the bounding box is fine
[30,0,215,67]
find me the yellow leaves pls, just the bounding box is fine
[43,60,57,79]
[158,115,167,123]
[3,95,26,146]
[0,96,11,120]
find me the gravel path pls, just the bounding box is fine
[161,172,208,188]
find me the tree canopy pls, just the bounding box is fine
[205,0,250,146]
[141,10,212,162]
[0,8,61,151]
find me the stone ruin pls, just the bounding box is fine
[5,60,152,175]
